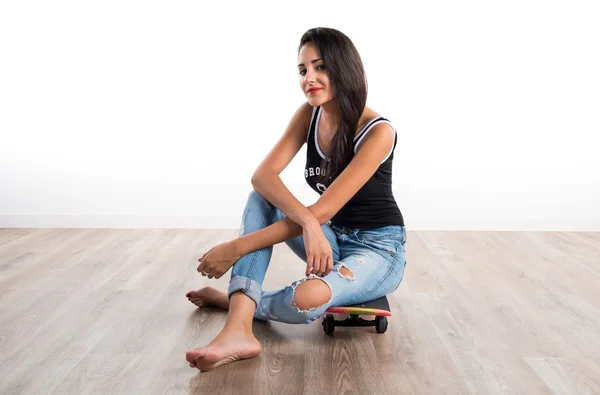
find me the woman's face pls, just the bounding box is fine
[298,43,335,107]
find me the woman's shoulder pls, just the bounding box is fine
[286,101,317,134]
[358,106,385,131]
[363,106,381,118]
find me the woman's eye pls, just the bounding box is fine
[298,65,326,76]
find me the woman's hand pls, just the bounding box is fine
[197,240,243,279]
[302,223,333,277]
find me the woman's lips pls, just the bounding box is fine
[308,88,322,94]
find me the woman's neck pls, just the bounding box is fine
[320,100,342,131]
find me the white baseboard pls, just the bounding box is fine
[0,215,599,231]
[407,218,600,231]
[0,215,242,229]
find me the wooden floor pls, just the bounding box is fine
[0,228,599,394]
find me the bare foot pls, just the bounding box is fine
[186,286,230,310]
[185,329,262,372]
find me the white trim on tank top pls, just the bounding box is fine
[306,106,319,144]
[353,119,397,164]
[314,106,397,164]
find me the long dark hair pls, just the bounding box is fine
[298,27,368,185]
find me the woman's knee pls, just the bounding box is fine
[247,190,270,208]
[245,190,280,218]
[291,279,332,322]
[256,279,333,324]
[240,191,278,235]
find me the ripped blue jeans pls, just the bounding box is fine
[227,190,407,324]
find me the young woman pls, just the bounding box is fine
[185,27,407,371]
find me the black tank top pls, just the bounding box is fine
[304,106,404,229]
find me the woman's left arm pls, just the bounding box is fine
[312,123,396,222]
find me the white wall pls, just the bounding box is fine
[1,0,599,231]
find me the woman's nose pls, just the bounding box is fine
[304,69,315,84]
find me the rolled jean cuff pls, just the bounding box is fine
[227,276,262,307]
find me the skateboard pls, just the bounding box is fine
[321,296,391,335]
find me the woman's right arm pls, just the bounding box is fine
[248,102,333,276]
[251,102,319,230]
